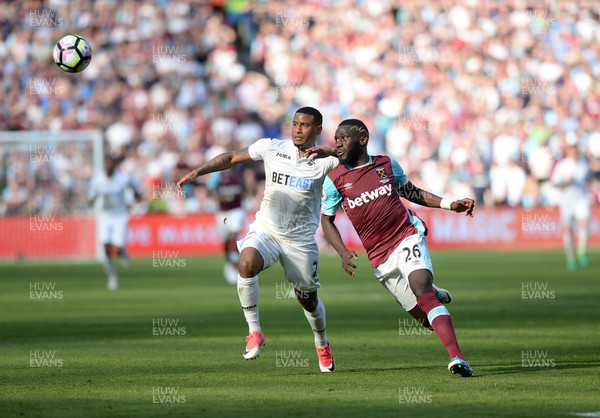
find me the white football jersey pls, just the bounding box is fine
[249,138,338,241]
[551,157,590,202]
[89,171,138,214]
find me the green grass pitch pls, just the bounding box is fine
[1,250,599,418]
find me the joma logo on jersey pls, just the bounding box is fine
[276,152,291,160]
[272,172,315,189]
[346,184,393,208]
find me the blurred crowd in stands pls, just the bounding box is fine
[1,0,600,216]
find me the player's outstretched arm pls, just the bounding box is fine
[321,213,359,276]
[399,181,475,216]
[304,146,337,160]
[177,148,252,196]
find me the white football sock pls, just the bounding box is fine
[303,298,328,348]
[563,230,576,262]
[103,258,117,279]
[578,224,589,255]
[237,274,261,333]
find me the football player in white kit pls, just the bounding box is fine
[177,107,339,372]
[551,141,592,270]
[89,157,140,290]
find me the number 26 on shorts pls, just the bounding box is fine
[402,244,421,262]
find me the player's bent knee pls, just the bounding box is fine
[238,249,264,278]
[238,259,259,278]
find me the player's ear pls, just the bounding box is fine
[360,135,369,146]
[315,125,322,135]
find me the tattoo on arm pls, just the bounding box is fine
[192,148,251,178]
[194,152,234,177]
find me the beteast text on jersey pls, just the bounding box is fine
[271,172,315,189]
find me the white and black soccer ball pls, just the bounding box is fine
[53,34,92,73]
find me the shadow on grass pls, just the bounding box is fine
[470,359,600,377]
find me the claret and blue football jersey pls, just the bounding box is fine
[322,155,427,267]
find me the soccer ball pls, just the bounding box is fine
[53,34,92,73]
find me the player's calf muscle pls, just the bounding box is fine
[407,269,434,297]
[296,289,318,311]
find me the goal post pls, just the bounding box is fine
[0,130,104,261]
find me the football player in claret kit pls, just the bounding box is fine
[177,107,339,372]
[89,156,141,291]
[312,119,475,377]
[206,164,247,285]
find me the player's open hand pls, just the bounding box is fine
[451,198,475,217]
[176,172,196,197]
[304,146,335,160]
[341,250,359,277]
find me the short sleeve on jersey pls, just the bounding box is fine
[324,156,340,174]
[248,138,272,161]
[321,176,342,215]
[391,158,409,187]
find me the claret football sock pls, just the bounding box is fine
[237,274,261,333]
[225,240,240,264]
[417,291,463,360]
[303,298,328,348]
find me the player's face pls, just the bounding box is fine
[292,113,321,150]
[334,126,363,166]
[104,158,116,175]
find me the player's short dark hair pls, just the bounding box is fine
[295,107,323,126]
[338,119,369,137]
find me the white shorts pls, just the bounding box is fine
[560,199,591,226]
[237,223,320,292]
[98,212,128,247]
[372,234,434,311]
[216,207,245,237]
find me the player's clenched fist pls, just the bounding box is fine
[451,198,475,217]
